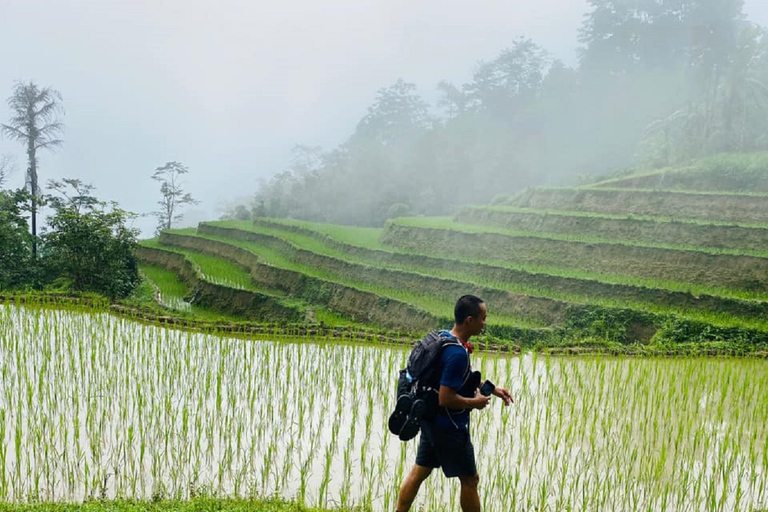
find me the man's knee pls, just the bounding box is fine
[408,464,433,484]
[459,473,479,489]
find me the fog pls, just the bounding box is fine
[1,1,768,234]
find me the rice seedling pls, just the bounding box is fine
[1,303,766,511]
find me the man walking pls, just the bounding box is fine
[395,295,513,512]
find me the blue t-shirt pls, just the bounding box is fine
[435,331,473,430]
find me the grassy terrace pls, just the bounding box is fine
[587,152,768,193]
[381,219,768,293]
[235,219,768,304]
[506,186,768,224]
[133,155,768,350]
[142,238,256,291]
[217,218,768,307]
[133,265,251,323]
[459,204,768,228]
[152,229,545,332]
[214,219,768,300]
[140,264,195,311]
[390,216,768,258]
[138,239,355,328]
[456,205,768,252]
[158,221,768,333]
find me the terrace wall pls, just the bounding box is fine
[166,229,572,325]
[207,222,768,322]
[162,226,768,347]
[508,188,768,224]
[456,208,768,252]
[380,223,768,292]
[591,169,768,193]
[135,246,303,322]
[154,233,442,334]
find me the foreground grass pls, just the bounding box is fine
[0,498,353,512]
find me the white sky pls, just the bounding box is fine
[1,0,767,235]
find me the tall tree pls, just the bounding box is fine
[579,0,744,75]
[353,79,431,146]
[464,38,550,115]
[46,178,99,213]
[1,81,64,258]
[151,161,199,234]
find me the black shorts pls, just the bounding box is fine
[415,420,477,478]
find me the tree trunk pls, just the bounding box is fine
[27,143,38,259]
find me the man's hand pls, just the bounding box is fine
[470,390,491,410]
[493,387,514,406]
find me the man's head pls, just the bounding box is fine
[454,295,486,337]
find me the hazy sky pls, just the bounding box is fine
[2,1,768,235]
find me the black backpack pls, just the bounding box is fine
[396,330,465,418]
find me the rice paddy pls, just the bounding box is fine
[2,304,766,511]
[209,219,768,302]
[180,224,768,332]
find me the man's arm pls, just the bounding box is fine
[439,385,490,410]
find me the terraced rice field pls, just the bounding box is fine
[134,210,768,353]
[135,163,768,353]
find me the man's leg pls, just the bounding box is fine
[458,474,480,512]
[396,464,433,512]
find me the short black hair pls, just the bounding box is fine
[454,295,484,324]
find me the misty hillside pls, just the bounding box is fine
[238,2,768,229]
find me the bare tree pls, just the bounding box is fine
[1,81,64,257]
[151,161,199,234]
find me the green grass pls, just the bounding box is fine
[220,219,384,248]
[140,240,361,327]
[234,220,768,300]
[216,220,391,251]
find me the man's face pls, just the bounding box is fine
[469,303,487,336]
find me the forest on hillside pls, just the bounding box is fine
[246,0,768,226]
